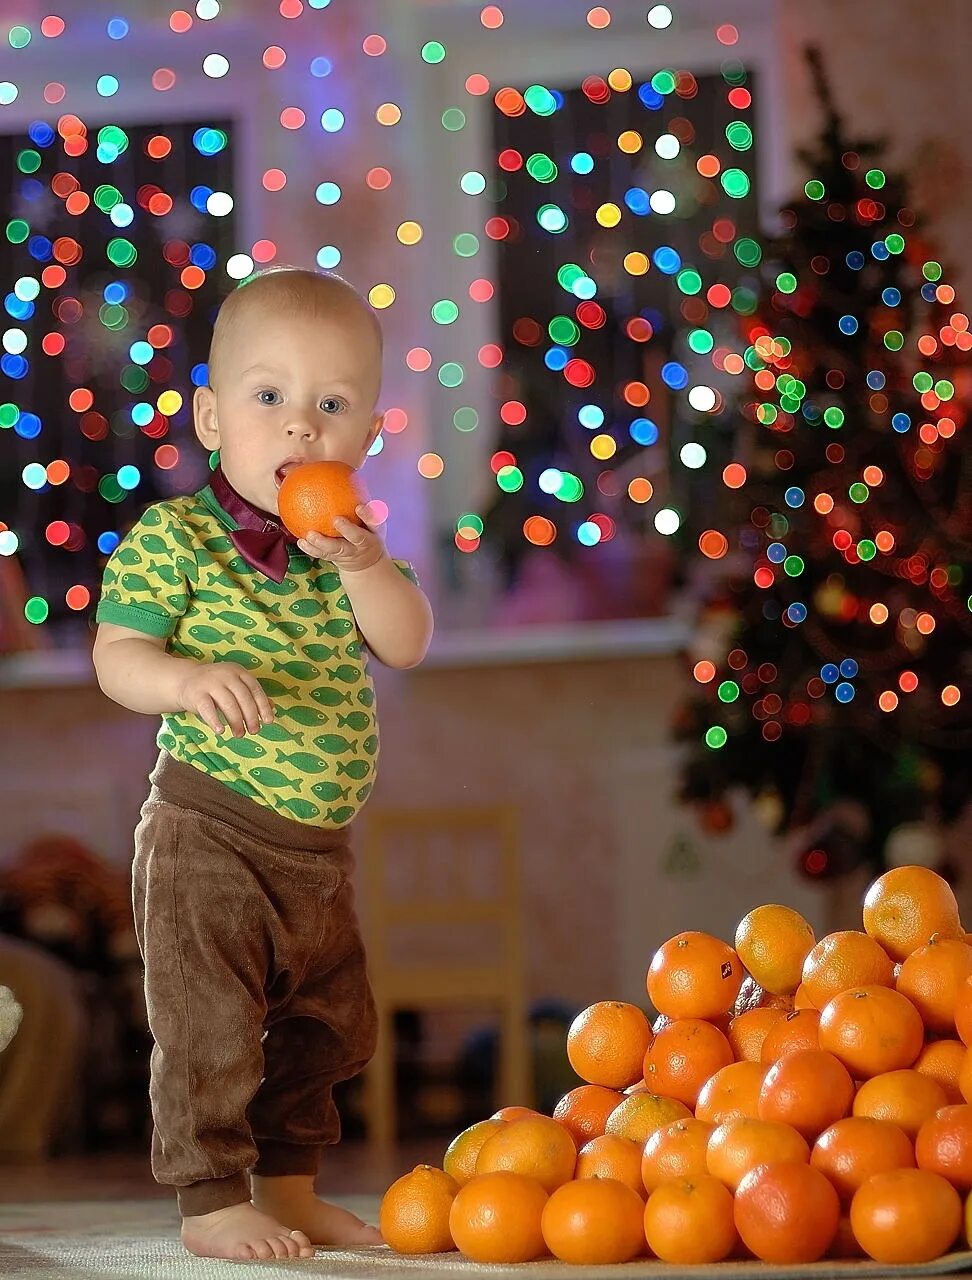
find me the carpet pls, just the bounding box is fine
[3,1199,972,1279]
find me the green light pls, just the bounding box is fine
[849,482,869,504]
[0,402,19,428]
[780,395,801,413]
[24,596,48,624]
[557,264,585,291]
[107,238,137,267]
[731,286,757,315]
[526,152,557,183]
[705,726,728,749]
[805,179,825,201]
[98,474,126,504]
[734,238,761,266]
[865,168,886,189]
[757,404,778,425]
[94,184,123,212]
[421,40,446,63]
[783,555,804,577]
[858,540,876,561]
[453,233,479,258]
[651,69,676,94]
[721,168,750,198]
[6,219,29,245]
[431,299,459,325]
[923,261,943,282]
[717,680,739,703]
[209,450,220,471]
[453,407,478,432]
[99,303,128,330]
[775,337,792,356]
[549,315,580,346]
[725,121,752,151]
[824,406,845,429]
[497,465,523,493]
[883,330,903,351]
[934,379,954,400]
[438,362,464,387]
[441,108,466,131]
[721,60,747,86]
[120,365,149,393]
[769,513,789,538]
[885,233,904,255]
[8,25,31,48]
[537,203,568,233]
[457,513,484,536]
[688,329,713,354]
[523,84,557,116]
[97,124,129,154]
[556,473,584,502]
[776,272,797,294]
[675,268,702,296]
[913,372,933,392]
[16,149,41,174]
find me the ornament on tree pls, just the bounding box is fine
[791,799,872,882]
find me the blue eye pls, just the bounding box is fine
[321,398,344,414]
[257,389,282,405]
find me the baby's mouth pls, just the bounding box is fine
[274,458,307,488]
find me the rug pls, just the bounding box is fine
[3,1198,972,1279]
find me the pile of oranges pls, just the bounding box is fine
[379,865,972,1266]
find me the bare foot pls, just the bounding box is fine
[252,1176,383,1248]
[181,1201,316,1260]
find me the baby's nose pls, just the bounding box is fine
[286,418,317,439]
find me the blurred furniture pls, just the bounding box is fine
[361,805,529,1149]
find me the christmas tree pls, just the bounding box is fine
[678,48,971,875]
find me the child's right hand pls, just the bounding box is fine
[177,662,274,737]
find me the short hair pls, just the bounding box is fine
[206,266,383,388]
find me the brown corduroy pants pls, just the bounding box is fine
[132,752,377,1218]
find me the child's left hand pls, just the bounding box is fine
[297,503,386,574]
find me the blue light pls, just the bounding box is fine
[110,203,133,227]
[190,185,214,213]
[820,663,840,684]
[96,75,119,97]
[838,315,858,335]
[921,283,938,302]
[578,404,604,429]
[117,465,141,490]
[98,531,120,555]
[131,403,154,426]
[892,413,911,433]
[310,56,332,77]
[367,433,384,457]
[866,370,886,390]
[872,241,890,261]
[835,682,856,703]
[661,361,688,390]
[315,182,341,205]
[5,294,33,320]
[767,542,787,564]
[882,287,901,307]
[308,0,331,7]
[129,341,154,365]
[1,354,28,379]
[106,17,129,38]
[653,246,681,274]
[28,120,55,147]
[629,417,659,445]
[191,363,209,387]
[624,187,651,215]
[577,521,601,546]
[784,486,805,508]
[839,658,859,679]
[550,89,565,109]
[320,108,345,132]
[638,83,664,110]
[193,127,227,156]
[573,276,597,299]
[846,251,865,270]
[316,245,341,269]
[786,602,807,623]
[27,236,52,261]
[14,411,41,439]
[23,462,48,489]
[544,347,568,371]
[20,179,43,201]
[104,282,128,304]
[539,468,562,494]
[190,243,218,270]
[570,152,594,174]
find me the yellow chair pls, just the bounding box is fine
[360,805,530,1149]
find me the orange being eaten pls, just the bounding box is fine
[277,459,365,539]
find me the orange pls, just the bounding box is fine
[732,973,795,1017]
[760,1008,821,1063]
[476,1115,576,1192]
[695,1060,767,1125]
[915,1039,966,1104]
[641,1117,713,1192]
[955,975,972,1046]
[728,1007,786,1062]
[734,1161,840,1263]
[961,1046,972,1104]
[829,1214,864,1259]
[853,1069,948,1140]
[379,1164,458,1254]
[862,865,962,963]
[491,1105,539,1123]
[443,1119,505,1185]
[541,1177,645,1264]
[566,1001,652,1089]
[575,1135,644,1196]
[896,937,972,1034]
[810,1117,915,1204]
[604,1091,690,1145]
[646,931,744,1021]
[642,1018,733,1107]
[706,1116,810,1190]
[915,1102,972,1190]
[551,1085,622,1147]
[818,985,924,1079]
[734,904,816,996]
[800,931,895,1010]
[850,1168,962,1263]
[449,1172,547,1264]
[277,460,365,539]
[644,1175,737,1264]
[794,982,814,1009]
[758,1048,854,1140]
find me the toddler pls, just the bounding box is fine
[93,268,433,1260]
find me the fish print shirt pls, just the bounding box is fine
[95,482,416,827]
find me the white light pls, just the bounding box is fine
[2,329,27,355]
[110,203,134,227]
[226,253,254,280]
[680,442,707,469]
[202,53,229,78]
[196,0,220,16]
[0,530,19,557]
[207,191,234,217]
[539,468,562,494]
[654,507,681,535]
[655,133,680,159]
[688,385,717,412]
[14,277,39,302]
[649,189,676,215]
[647,4,673,28]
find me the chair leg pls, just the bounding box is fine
[365,1004,395,1150]
[498,1001,531,1109]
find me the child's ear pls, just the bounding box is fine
[193,385,220,450]
[358,411,383,465]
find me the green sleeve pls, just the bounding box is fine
[95,502,197,637]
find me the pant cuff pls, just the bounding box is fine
[177,1172,251,1217]
[253,1140,323,1178]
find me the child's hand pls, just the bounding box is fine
[297,503,386,574]
[177,661,274,737]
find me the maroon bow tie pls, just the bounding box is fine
[210,466,296,583]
